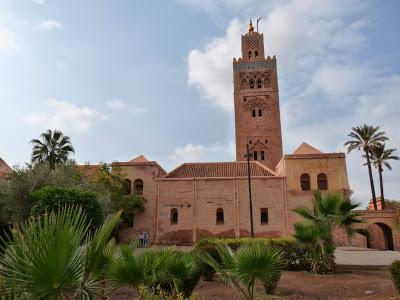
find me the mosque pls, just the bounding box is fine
[1,20,398,250]
[114,21,356,245]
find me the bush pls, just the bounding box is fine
[391,260,400,293]
[195,237,311,280]
[138,285,199,300]
[31,186,103,228]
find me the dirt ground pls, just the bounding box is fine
[110,270,400,299]
[196,271,399,300]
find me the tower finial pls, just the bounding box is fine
[248,18,254,33]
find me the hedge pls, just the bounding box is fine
[194,237,311,280]
[30,186,103,228]
[391,260,400,293]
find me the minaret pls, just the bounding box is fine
[233,19,283,170]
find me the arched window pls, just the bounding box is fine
[248,51,252,59]
[134,179,143,195]
[257,79,262,88]
[170,208,178,225]
[216,208,224,225]
[317,173,328,190]
[260,208,268,225]
[255,50,259,57]
[249,79,254,89]
[258,109,262,116]
[252,109,256,117]
[261,151,265,160]
[300,173,311,191]
[264,77,270,87]
[123,178,132,195]
[249,139,252,144]
[253,151,258,160]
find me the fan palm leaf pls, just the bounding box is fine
[0,207,121,299]
[293,191,365,273]
[199,242,283,300]
[30,130,75,170]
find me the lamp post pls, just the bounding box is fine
[245,144,255,238]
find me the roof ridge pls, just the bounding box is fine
[253,161,277,176]
[164,161,275,179]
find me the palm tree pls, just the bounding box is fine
[0,206,121,299]
[199,242,283,300]
[294,191,367,273]
[106,246,200,298]
[344,125,388,210]
[31,129,75,170]
[369,144,399,209]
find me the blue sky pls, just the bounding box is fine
[0,0,399,205]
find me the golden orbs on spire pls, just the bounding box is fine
[248,18,254,33]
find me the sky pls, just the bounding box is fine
[0,0,399,206]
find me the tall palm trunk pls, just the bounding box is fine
[378,164,385,210]
[365,148,377,210]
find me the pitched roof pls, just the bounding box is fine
[129,155,149,163]
[0,158,11,177]
[292,143,323,155]
[78,164,101,177]
[164,161,276,179]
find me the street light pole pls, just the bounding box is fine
[245,143,255,238]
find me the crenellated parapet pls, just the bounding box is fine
[233,56,276,73]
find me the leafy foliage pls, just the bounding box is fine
[195,237,311,280]
[0,206,121,299]
[106,244,200,298]
[31,129,75,170]
[92,163,146,226]
[293,191,366,273]
[0,162,87,223]
[344,124,388,153]
[137,285,199,300]
[391,260,400,293]
[344,124,388,210]
[198,242,283,300]
[31,186,103,228]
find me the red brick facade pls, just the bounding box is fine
[233,28,283,170]
[92,23,400,250]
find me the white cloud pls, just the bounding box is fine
[185,0,400,205]
[187,1,367,111]
[106,99,147,114]
[26,99,107,133]
[187,19,242,111]
[35,20,62,31]
[168,143,235,165]
[282,75,400,203]
[0,25,18,50]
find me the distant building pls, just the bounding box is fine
[0,158,11,178]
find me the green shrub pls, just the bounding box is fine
[195,237,311,279]
[31,186,103,228]
[138,285,199,300]
[391,260,400,293]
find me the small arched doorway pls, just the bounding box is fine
[366,222,394,251]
